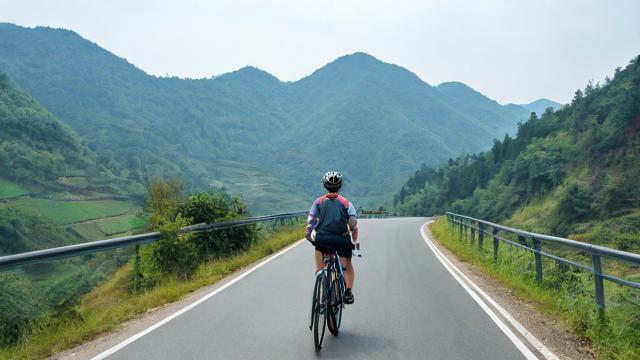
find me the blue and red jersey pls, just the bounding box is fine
[306,193,358,241]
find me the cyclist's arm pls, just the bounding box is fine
[306,200,320,241]
[347,203,358,242]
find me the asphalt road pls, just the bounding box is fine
[105,218,527,360]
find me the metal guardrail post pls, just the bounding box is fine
[533,238,543,283]
[592,254,605,311]
[470,222,476,245]
[463,219,467,241]
[478,222,484,249]
[132,244,143,292]
[492,227,499,263]
[517,235,528,247]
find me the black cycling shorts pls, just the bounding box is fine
[313,234,353,259]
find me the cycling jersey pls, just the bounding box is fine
[306,193,358,258]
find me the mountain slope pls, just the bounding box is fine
[0,23,529,211]
[436,81,531,132]
[0,73,142,197]
[0,73,144,252]
[394,54,640,251]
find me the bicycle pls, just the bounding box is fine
[309,249,346,351]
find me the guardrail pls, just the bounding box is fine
[446,212,640,310]
[0,211,307,272]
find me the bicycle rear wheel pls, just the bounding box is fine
[312,272,327,351]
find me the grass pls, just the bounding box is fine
[69,222,106,240]
[70,212,145,241]
[429,217,640,360]
[0,225,305,360]
[96,213,145,235]
[72,213,146,241]
[0,198,135,225]
[0,179,29,198]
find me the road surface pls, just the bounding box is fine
[102,218,530,359]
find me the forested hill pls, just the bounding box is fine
[394,55,640,251]
[0,73,142,196]
[0,23,532,211]
[0,74,144,254]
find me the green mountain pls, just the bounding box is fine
[394,55,640,251]
[436,82,531,130]
[0,73,144,254]
[519,98,562,115]
[0,23,529,211]
[0,74,142,197]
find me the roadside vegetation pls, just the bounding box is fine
[429,217,639,360]
[0,180,304,359]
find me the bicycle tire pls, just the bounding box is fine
[335,274,345,329]
[309,272,321,330]
[313,272,327,351]
[327,274,343,336]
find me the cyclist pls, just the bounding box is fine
[306,171,358,304]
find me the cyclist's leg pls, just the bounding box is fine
[315,249,324,272]
[340,257,354,289]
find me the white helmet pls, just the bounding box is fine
[322,171,342,191]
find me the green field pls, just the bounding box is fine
[71,222,107,240]
[96,213,145,235]
[72,213,146,240]
[1,197,135,225]
[0,178,29,198]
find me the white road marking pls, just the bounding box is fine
[90,238,306,360]
[420,221,558,360]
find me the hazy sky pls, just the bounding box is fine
[1,0,639,104]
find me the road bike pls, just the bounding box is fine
[309,249,346,351]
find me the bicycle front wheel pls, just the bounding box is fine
[312,272,327,351]
[327,274,343,336]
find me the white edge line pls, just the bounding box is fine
[421,222,559,360]
[420,222,540,360]
[91,238,306,360]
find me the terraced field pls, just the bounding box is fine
[1,197,135,225]
[0,178,29,198]
[72,212,146,240]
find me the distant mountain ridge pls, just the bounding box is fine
[0,23,534,211]
[519,98,562,115]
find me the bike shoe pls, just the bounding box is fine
[344,291,354,304]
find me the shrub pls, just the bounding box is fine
[150,214,198,279]
[0,273,41,345]
[178,191,256,258]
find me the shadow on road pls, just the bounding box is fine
[315,330,398,359]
